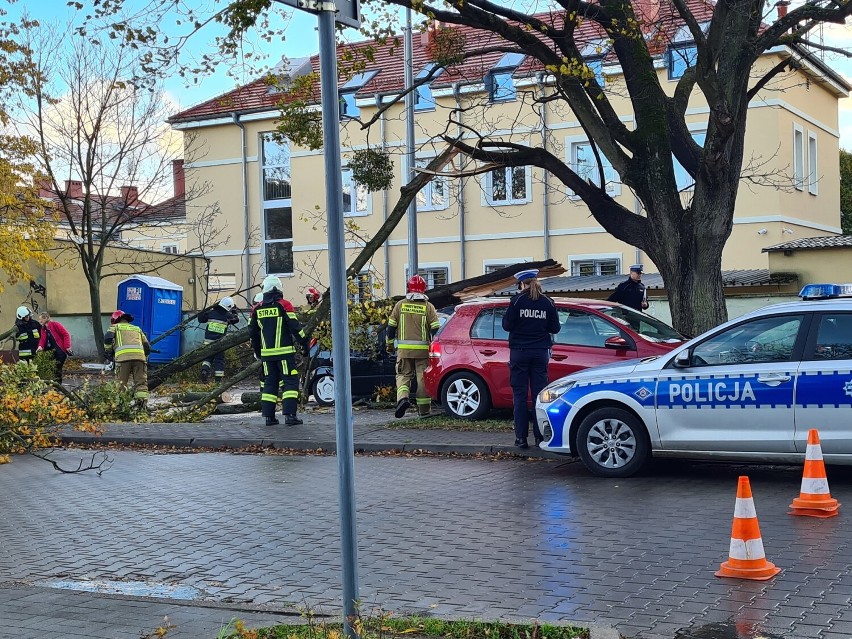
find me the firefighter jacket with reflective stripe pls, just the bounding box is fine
[15,318,40,358]
[386,295,440,359]
[104,322,151,363]
[249,294,307,361]
[198,304,239,341]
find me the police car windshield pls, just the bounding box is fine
[595,306,684,343]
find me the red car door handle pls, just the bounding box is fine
[551,354,567,361]
[479,349,497,356]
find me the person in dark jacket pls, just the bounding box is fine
[249,276,309,426]
[608,264,649,312]
[501,269,560,449]
[198,297,239,382]
[14,306,41,364]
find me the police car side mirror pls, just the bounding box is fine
[673,351,691,368]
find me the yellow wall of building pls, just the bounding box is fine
[768,248,852,284]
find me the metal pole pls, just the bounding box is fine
[317,8,360,636]
[404,7,418,278]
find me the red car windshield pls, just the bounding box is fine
[591,305,684,343]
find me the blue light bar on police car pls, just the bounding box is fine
[799,284,839,300]
[836,284,852,298]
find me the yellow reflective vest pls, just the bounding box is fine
[105,322,151,363]
[387,296,440,359]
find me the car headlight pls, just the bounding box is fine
[539,380,576,404]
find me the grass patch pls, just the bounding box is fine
[388,413,514,432]
[216,616,588,639]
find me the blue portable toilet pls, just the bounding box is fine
[116,275,183,363]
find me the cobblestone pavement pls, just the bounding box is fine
[2,451,852,638]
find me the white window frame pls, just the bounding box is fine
[260,132,294,276]
[483,257,533,275]
[672,126,707,192]
[568,252,622,277]
[404,262,451,290]
[566,135,621,198]
[807,130,818,196]
[349,269,374,304]
[793,123,805,191]
[160,242,179,254]
[412,155,450,212]
[341,167,371,217]
[481,165,532,206]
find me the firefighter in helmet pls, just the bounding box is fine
[305,287,321,310]
[386,275,440,418]
[249,276,309,426]
[104,309,151,408]
[198,296,239,382]
[14,306,40,364]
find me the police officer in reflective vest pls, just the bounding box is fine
[501,269,560,449]
[386,275,441,418]
[14,306,40,363]
[249,276,309,426]
[608,264,649,312]
[198,297,239,382]
[104,310,151,407]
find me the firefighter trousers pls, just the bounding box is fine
[395,356,430,416]
[116,360,149,401]
[261,356,299,417]
[202,338,226,378]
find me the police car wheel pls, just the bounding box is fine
[312,374,335,407]
[441,371,491,420]
[576,408,649,478]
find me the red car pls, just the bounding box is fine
[424,297,685,419]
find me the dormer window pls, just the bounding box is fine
[414,63,444,111]
[339,70,379,119]
[487,52,525,102]
[667,24,707,80]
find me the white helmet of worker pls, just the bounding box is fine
[219,296,235,310]
[253,292,264,304]
[261,275,283,294]
[16,306,31,320]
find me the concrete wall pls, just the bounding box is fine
[644,294,801,332]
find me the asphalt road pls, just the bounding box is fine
[2,451,852,638]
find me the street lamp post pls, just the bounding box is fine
[404,7,418,279]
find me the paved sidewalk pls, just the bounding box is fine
[58,406,557,457]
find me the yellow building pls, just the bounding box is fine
[168,18,848,303]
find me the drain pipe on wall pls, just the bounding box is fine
[377,95,390,291]
[453,82,467,280]
[634,193,643,268]
[232,112,251,296]
[536,73,551,260]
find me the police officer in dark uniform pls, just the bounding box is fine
[249,275,309,426]
[608,264,649,312]
[501,269,560,449]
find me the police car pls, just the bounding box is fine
[535,284,852,477]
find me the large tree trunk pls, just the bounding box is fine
[88,273,106,358]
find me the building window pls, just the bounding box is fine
[161,243,179,254]
[483,258,532,275]
[419,267,448,288]
[673,131,707,191]
[262,132,293,275]
[586,57,604,86]
[338,70,379,120]
[793,125,804,191]
[485,263,511,274]
[342,168,370,216]
[579,39,609,86]
[349,271,374,303]
[261,133,291,200]
[807,131,818,196]
[487,52,525,102]
[415,157,448,212]
[668,44,698,79]
[486,166,528,205]
[414,63,443,111]
[209,273,237,292]
[571,258,620,277]
[569,141,620,196]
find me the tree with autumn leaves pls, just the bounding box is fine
[0,10,55,293]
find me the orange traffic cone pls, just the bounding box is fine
[716,476,781,581]
[789,429,840,518]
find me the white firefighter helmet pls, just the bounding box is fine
[261,275,283,294]
[16,306,31,320]
[219,296,235,310]
[253,292,264,304]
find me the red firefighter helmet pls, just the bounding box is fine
[111,309,129,324]
[407,275,427,294]
[306,287,321,304]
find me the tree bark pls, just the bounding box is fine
[88,273,106,358]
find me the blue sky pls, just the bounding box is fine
[6,0,852,145]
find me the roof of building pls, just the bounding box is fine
[168,0,730,124]
[493,269,798,295]
[762,235,852,252]
[118,275,184,291]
